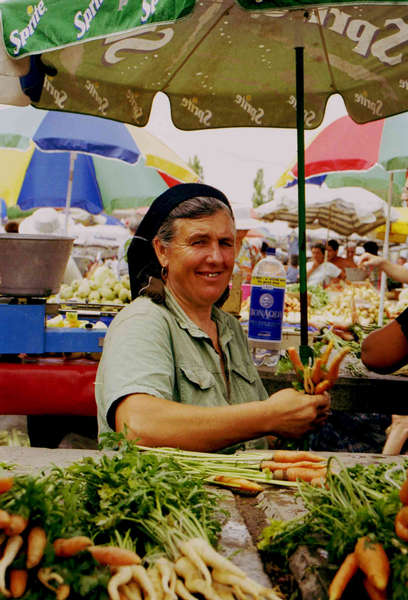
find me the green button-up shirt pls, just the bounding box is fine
[96,289,269,449]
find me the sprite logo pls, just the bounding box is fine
[9,1,47,55]
[74,0,105,40]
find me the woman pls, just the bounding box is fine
[95,183,330,452]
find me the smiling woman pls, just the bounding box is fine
[95,183,331,453]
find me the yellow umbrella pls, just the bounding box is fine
[375,207,408,244]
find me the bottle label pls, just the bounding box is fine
[251,276,286,288]
[248,281,285,342]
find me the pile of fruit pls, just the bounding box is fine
[48,265,131,305]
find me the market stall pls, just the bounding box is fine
[1,445,407,600]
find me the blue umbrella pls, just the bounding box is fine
[18,149,103,214]
[0,106,199,219]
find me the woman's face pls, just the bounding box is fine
[154,209,236,311]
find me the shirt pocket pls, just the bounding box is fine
[177,365,220,406]
[231,360,257,385]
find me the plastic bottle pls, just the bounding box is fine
[248,248,286,371]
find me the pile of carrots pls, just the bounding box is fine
[0,477,142,599]
[329,469,408,600]
[260,450,327,486]
[287,341,350,395]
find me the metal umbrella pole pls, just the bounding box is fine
[378,171,394,326]
[295,43,312,363]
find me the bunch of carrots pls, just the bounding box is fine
[329,469,408,600]
[287,341,350,395]
[0,450,284,600]
[260,450,327,486]
[0,481,142,599]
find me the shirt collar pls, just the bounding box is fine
[164,287,233,345]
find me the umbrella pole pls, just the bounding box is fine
[295,45,310,359]
[64,151,77,233]
[378,171,394,326]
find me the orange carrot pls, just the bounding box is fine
[287,347,304,376]
[311,357,324,385]
[326,348,350,383]
[362,577,387,600]
[213,476,263,492]
[395,507,408,541]
[88,545,141,566]
[9,569,28,598]
[285,467,327,483]
[53,536,93,557]
[26,526,47,568]
[320,340,334,365]
[5,515,28,536]
[354,536,390,591]
[0,510,10,529]
[328,552,358,600]
[399,478,408,505]
[56,584,70,600]
[310,476,326,487]
[273,450,325,463]
[0,477,13,494]
[261,460,327,471]
[314,379,332,394]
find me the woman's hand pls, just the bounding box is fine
[359,252,385,270]
[264,388,330,438]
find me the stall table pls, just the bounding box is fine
[1,448,406,600]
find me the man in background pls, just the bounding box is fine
[326,239,348,279]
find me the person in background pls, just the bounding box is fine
[307,242,341,287]
[4,221,19,233]
[234,230,262,284]
[326,239,347,279]
[116,215,143,278]
[260,240,271,258]
[363,240,379,256]
[397,254,408,268]
[344,243,358,267]
[96,183,330,451]
[286,254,299,284]
[360,240,381,288]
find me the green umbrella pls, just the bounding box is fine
[2,0,408,354]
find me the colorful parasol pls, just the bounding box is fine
[2,0,408,349]
[0,106,199,215]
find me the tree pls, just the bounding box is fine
[188,155,204,180]
[252,168,274,207]
[252,168,265,208]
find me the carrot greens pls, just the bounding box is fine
[0,433,283,600]
[259,458,408,597]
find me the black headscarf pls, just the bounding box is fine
[127,183,231,300]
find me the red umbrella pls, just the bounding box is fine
[287,113,408,180]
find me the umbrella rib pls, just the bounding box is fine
[315,9,338,94]
[161,0,235,92]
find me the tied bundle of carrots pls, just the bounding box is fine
[261,449,327,486]
[329,536,390,600]
[287,341,350,395]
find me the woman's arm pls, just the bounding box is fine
[360,253,408,284]
[115,388,330,452]
[361,318,408,374]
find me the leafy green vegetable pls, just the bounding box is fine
[259,458,408,595]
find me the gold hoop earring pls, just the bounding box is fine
[161,265,168,281]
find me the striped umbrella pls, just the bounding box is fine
[256,185,398,237]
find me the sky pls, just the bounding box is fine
[143,93,349,207]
